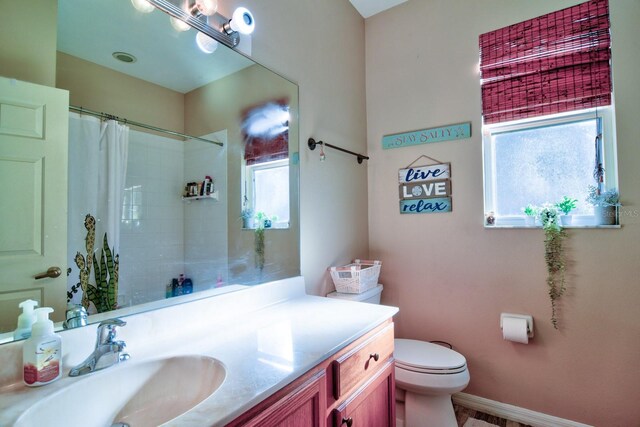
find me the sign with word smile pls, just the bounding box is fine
[398,162,452,214]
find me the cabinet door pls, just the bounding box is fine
[234,371,326,427]
[332,360,395,427]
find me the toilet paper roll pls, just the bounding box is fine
[502,317,529,344]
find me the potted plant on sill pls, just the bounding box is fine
[586,185,620,225]
[522,204,538,226]
[555,196,577,226]
[241,208,253,229]
[538,204,567,329]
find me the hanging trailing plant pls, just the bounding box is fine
[254,211,267,270]
[538,204,567,329]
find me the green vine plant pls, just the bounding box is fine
[538,204,567,329]
[74,214,119,313]
[254,211,267,270]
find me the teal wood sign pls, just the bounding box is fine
[400,197,452,214]
[382,122,471,150]
[398,160,452,214]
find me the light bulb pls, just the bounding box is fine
[196,32,219,54]
[131,0,155,13]
[170,16,191,32]
[229,7,255,35]
[192,0,217,16]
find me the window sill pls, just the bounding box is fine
[484,224,621,229]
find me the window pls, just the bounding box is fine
[483,108,617,226]
[479,0,617,227]
[245,159,290,228]
[240,99,291,229]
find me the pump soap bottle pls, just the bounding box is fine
[23,307,62,386]
[13,299,38,340]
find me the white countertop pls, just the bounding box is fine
[0,277,398,426]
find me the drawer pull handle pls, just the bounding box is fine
[369,353,380,362]
[342,417,353,427]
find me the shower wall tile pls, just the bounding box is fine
[119,131,184,306]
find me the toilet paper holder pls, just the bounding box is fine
[500,313,534,338]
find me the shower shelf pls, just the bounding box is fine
[182,191,219,202]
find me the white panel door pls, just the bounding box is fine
[0,76,69,333]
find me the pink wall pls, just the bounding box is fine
[365,1,640,426]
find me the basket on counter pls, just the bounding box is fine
[329,259,382,294]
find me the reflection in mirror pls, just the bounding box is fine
[241,100,291,230]
[0,0,299,342]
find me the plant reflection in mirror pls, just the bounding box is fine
[254,212,267,270]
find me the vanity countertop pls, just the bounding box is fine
[0,277,398,426]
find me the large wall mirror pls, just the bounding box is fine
[0,0,300,342]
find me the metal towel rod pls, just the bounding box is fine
[307,138,369,164]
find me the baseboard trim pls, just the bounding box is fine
[452,392,592,427]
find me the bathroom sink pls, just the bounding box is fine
[15,355,226,427]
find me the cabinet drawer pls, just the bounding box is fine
[332,324,394,399]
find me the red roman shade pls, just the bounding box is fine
[244,132,288,166]
[242,99,289,166]
[479,0,612,124]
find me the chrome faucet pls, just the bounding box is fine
[69,318,130,377]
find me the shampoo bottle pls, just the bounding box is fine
[23,307,62,386]
[13,299,38,340]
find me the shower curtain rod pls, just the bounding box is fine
[69,105,223,147]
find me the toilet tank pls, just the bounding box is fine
[326,284,383,304]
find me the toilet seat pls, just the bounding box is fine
[394,339,467,375]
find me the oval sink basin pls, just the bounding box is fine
[15,355,226,427]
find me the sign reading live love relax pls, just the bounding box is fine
[382,122,471,150]
[398,163,452,214]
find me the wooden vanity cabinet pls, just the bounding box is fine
[331,361,395,427]
[226,321,395,427]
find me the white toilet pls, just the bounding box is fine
[327,285,470,427]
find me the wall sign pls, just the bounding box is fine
[398,156,452,214]
[400,197,451,214]
[398,163,450,183]
[399,179,451,200]
[382,122,471,150]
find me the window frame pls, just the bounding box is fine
[244,158,290,229]
[482,107,618,227]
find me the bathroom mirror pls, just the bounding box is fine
[0,0,299,342]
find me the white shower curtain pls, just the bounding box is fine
[67,112,129,305]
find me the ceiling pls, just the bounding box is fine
[57,0,254,94]
[349,0,408,18]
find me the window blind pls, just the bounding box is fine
[244,132,289,166]
[242,99,289,166]
[479,0,611,124]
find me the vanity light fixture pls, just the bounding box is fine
[145,0,251,48]
[188,0,218,16]
[222,7,255,35]
[196,31,219,53]
[170,15,191,31]
[131,0,156,13]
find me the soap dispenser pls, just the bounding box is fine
[13,299,38,340]
[23,307,62,386]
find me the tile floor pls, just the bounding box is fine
[454,404,532,427]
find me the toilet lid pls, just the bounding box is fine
[394,339,467,374]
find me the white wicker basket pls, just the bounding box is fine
[329,259,382,294]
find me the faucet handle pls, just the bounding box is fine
[96,318,126,345]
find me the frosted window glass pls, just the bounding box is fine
[254,164,290,225]
[492,119,597,216]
